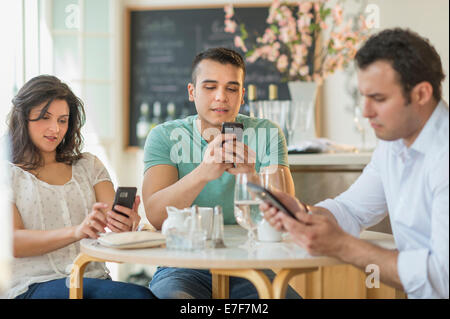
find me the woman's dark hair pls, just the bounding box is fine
[355,28,445,103]
[7,75,86,170]
[191,47,246,85]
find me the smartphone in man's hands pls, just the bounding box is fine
[246,182,300,219]
[221,122,243,142]
[221,122,244,164]
[112,187,137,218]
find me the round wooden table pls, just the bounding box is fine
[69,226,396,299]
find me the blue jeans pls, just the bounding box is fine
[15,278,156,299]
[149,267,301,299]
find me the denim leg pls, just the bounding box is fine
[149,267,212,299]
[82,278,156,299]
[149,267,301,299]
[15,278,155,299]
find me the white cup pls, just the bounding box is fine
[198,207,214,239]
[257,219,282,242]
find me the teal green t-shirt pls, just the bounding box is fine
[143,114,289,225]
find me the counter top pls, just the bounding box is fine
[288,152,372,166]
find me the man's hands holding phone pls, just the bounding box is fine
[197,132,256,182]
[222,135,256,175]
[259,190,310,232]
[259,189,348,257]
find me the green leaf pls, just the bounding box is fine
[320,8,332,20]
[240,24,248,39]
[245,50,255,58]
[309,24,320,32]
[270,24,279,34]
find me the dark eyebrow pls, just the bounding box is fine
[201,80,218,84]
[366,93,385,98]
[201,80,241,86]
[43,111,70,118]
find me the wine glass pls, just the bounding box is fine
[283,101,299,147]
[259,166,287,193]
[234,173,264,248]
[257,166,287,242]
[353,104,367,151]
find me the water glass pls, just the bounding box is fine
[234,173,263,248]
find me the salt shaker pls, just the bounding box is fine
[211,205,226,248]
[188,205,206,250]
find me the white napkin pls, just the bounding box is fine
[97,231,165,249]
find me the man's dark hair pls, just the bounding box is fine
[191,47,246,85]
[7,75,86,170]
[355,28,445,103]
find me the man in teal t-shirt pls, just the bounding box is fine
[142,47,299,299]
[143,114,289,224]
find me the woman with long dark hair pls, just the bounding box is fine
[6,75,154,299]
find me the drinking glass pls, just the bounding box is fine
[353,104,367,151]
[284,101,300,147]
[259,166,287,193]
[234,173,264,248]
[257,167,287,242]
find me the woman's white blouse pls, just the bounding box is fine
[7,152,112,299]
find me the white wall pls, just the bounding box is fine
[112,0,449,195]
[323,0,449,147]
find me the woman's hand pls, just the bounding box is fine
[106,195,142,232]
[74,202,108,240]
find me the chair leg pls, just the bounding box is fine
[69,253,105,299]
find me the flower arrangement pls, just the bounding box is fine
[224,0,372,83]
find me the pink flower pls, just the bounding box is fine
[299,65,309,77]
[297,15,311,31]
[224,4,234,19]
[247,49,262,63]
[268,42,281,62]
[279,24,297,43]
[333,5,343,25]
[223,0,371,83]
[224,19,237,33]
[267,0,281,23]
[277,54,289,72]
[234,36,247,52]
[301,33,313,47]
[259,28,277,44]
[299,2,312,14]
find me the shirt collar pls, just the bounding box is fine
[389,100,448,158]
[409,100,448,154]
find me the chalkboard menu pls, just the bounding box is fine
[126,5,291,148]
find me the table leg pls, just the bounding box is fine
[211,273,229,299]
[210,269,273,299]
[69,253,107,299]
[272,267,318,299]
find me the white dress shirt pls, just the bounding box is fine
[317,101,449,299]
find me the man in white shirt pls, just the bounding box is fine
[261,28,449,298]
